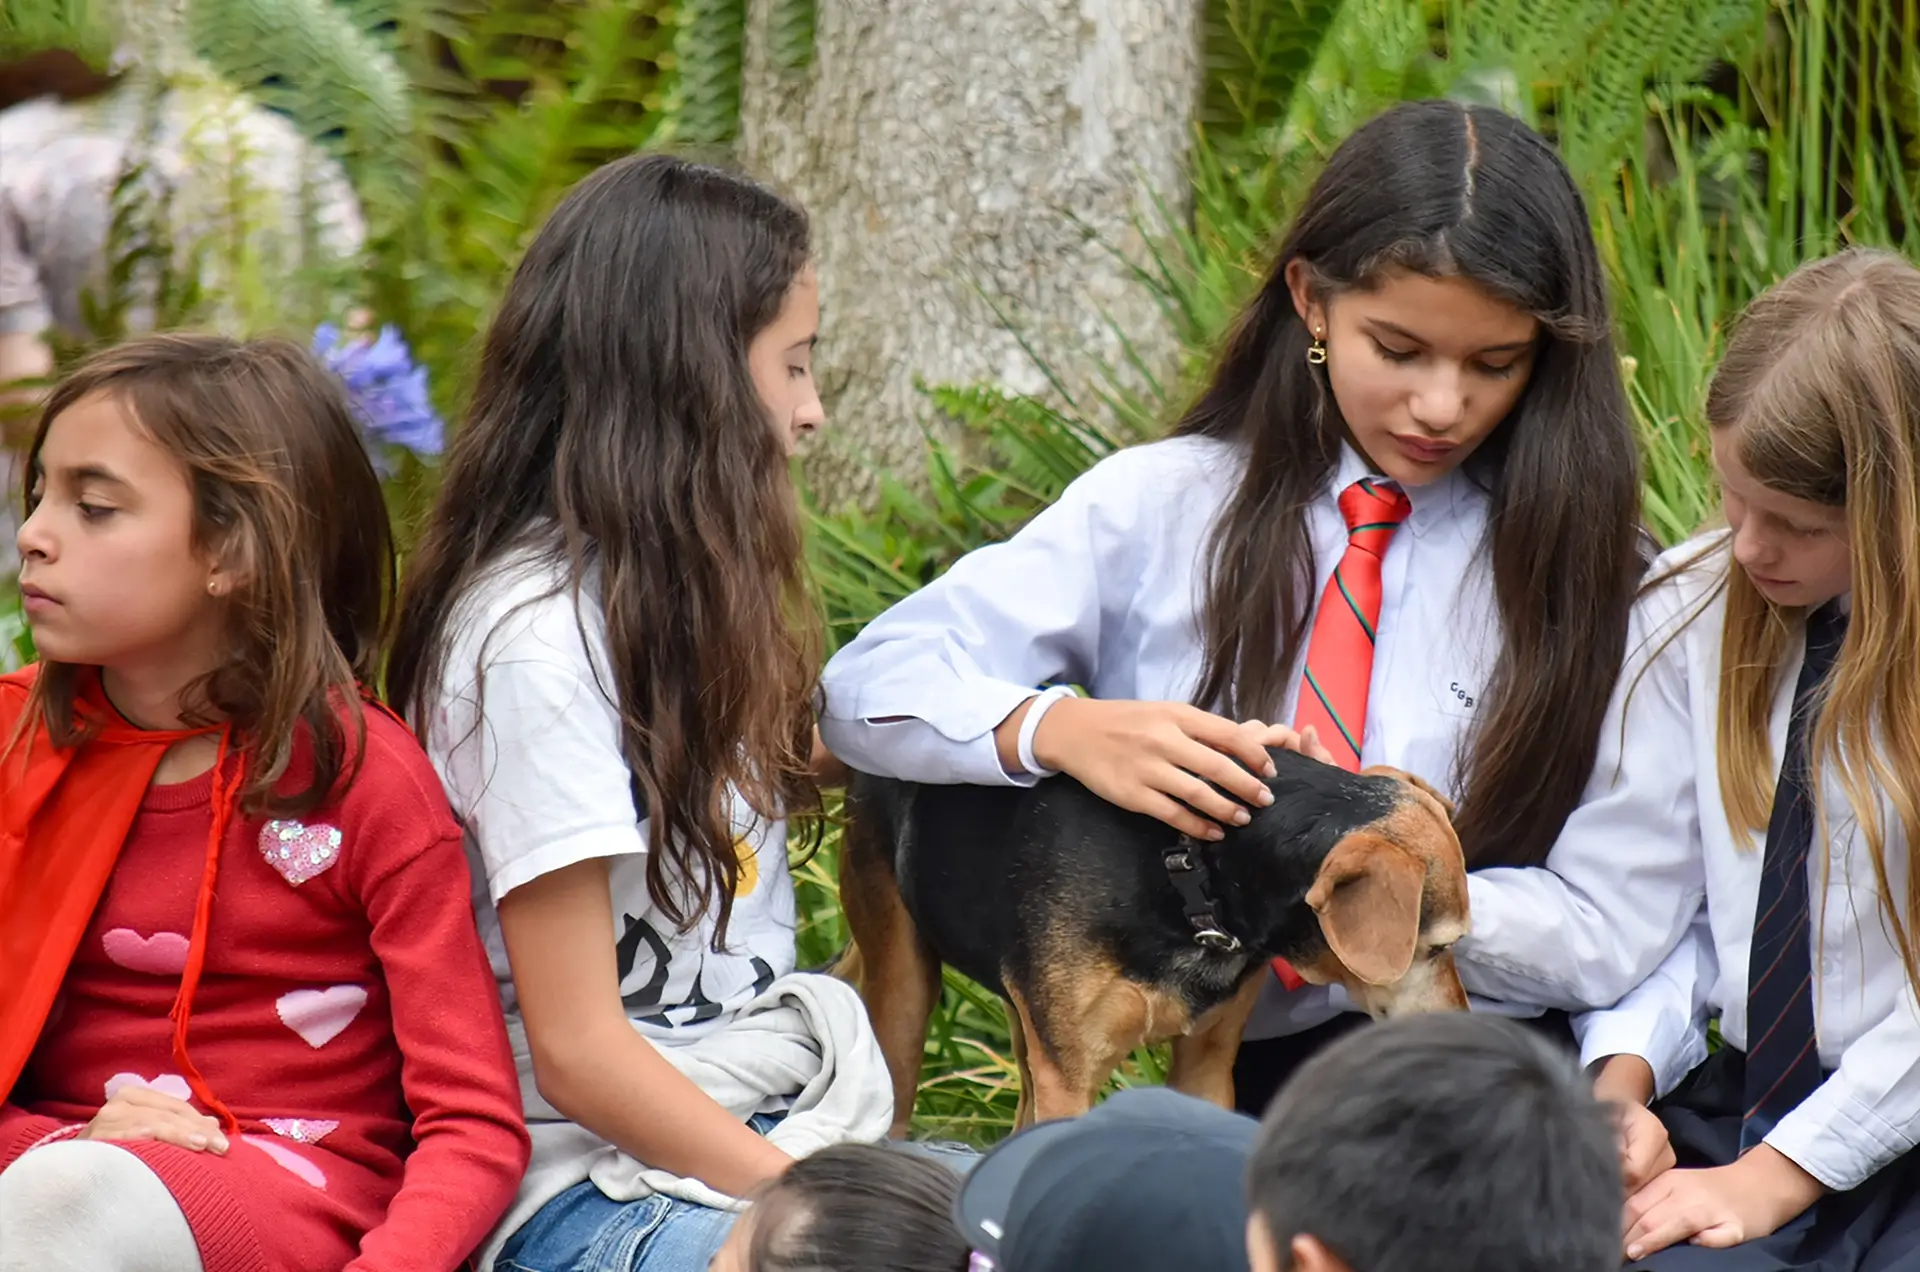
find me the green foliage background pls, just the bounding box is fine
[2,0,1915,1138]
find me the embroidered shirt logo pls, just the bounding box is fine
[1445,681,1478,710]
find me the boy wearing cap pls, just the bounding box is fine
[955,1085,1258,1272]
[1246,1014,1620,1272]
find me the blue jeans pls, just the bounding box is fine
[493,1115,782,1272]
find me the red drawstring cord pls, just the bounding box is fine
[167,724,241,1136]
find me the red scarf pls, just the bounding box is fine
[0,667,240,1130]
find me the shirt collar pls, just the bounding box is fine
[1331,442,1466,539]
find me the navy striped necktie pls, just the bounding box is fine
[1741,600,1848,1151]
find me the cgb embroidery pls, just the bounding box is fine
[1445,681,1478,710]
[260,820,344,886]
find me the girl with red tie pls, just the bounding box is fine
[817,99,1649,1113]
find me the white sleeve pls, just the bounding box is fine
[1456,581,1709,1011]
[817,445,1166,786]
[430,592,646,903]
[1767,983,1920,1190]
[1571,910,1716,1100]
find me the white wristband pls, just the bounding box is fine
[1016,685,1078,777]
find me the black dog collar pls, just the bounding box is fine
[1163,838,1242,953]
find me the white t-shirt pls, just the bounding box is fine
[424,547,797,1049]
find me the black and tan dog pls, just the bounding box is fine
[838,747,1471,1132]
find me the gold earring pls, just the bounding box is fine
[1306,331,1328,365]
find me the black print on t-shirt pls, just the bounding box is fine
[615,911,778,1028]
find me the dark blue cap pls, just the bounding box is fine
[953,1086,1257,1272]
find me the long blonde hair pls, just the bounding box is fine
[1706,248,1920,997]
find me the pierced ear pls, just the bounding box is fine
[1361,765,1457,817]
[203,526,256,599]
[1282,257,1322,333]
[1304,832,1424,986]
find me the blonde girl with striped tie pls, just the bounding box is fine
[1459,249,1920,1271]
[818,98,1649,1113]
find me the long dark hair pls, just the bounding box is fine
[20,334,392,813]
[387,153,819,945]
[1176,100,1643,868]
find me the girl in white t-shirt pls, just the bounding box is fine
[387,153,870,1272]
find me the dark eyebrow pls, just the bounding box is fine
[1367,319,1536,355]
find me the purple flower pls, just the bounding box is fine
[312,323,445,475]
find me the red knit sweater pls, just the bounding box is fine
[0,708,530,1271]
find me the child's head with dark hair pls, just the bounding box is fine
[387,151,824,946]
[1177,99,1644,874]
[710,1143,969,1272]
[15,331,392,812]
[1246,1014,1619,1272]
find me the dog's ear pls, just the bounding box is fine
[1360,765,1456,817]
[1304,832,1424,985]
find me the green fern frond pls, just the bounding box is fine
[766,0,815,73]
[182,0,413,180]
[0,0,117,63]
[665,0,746,148]
[1200,0,1344,139]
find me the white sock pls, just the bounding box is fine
[0,1139,205,1272]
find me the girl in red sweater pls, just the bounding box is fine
[0,334,530,1271]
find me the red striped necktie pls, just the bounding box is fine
[1272,476,1412,992]
[1294,477,1412,770]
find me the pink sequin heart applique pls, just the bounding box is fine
[262,1118,339,1146]
[259,820,344,886]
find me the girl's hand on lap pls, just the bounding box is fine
[81,1088,229,1154]
[1591,1055,1673,1193]
[1621,1147,1825,1260]
[1612,1100,1676,1194]
[1027,697,1284,841]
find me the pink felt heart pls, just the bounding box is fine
[262,1118,339,1146]
[258,819,344,886]
[104,1072,193,1103]
[276,985,368,1048]
[243,1135,327,1188]
[101,928,190,976]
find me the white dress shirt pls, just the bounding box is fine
[819,435,1523,1039]
[1460,537,1920,1191]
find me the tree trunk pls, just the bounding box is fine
[739,0,1202,508]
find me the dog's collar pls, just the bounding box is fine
[1164,837,1243,953]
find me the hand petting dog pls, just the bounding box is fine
[1000,694,1336,842]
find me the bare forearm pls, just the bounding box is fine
[538,1025,791,1198]
[809,727,849,788]
[1593,1054,1656,1106]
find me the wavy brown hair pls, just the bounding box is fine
[1175,100,1645,868]
[1696,248,1920,997]
[18,333,393,812]
[386,153,819,947]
